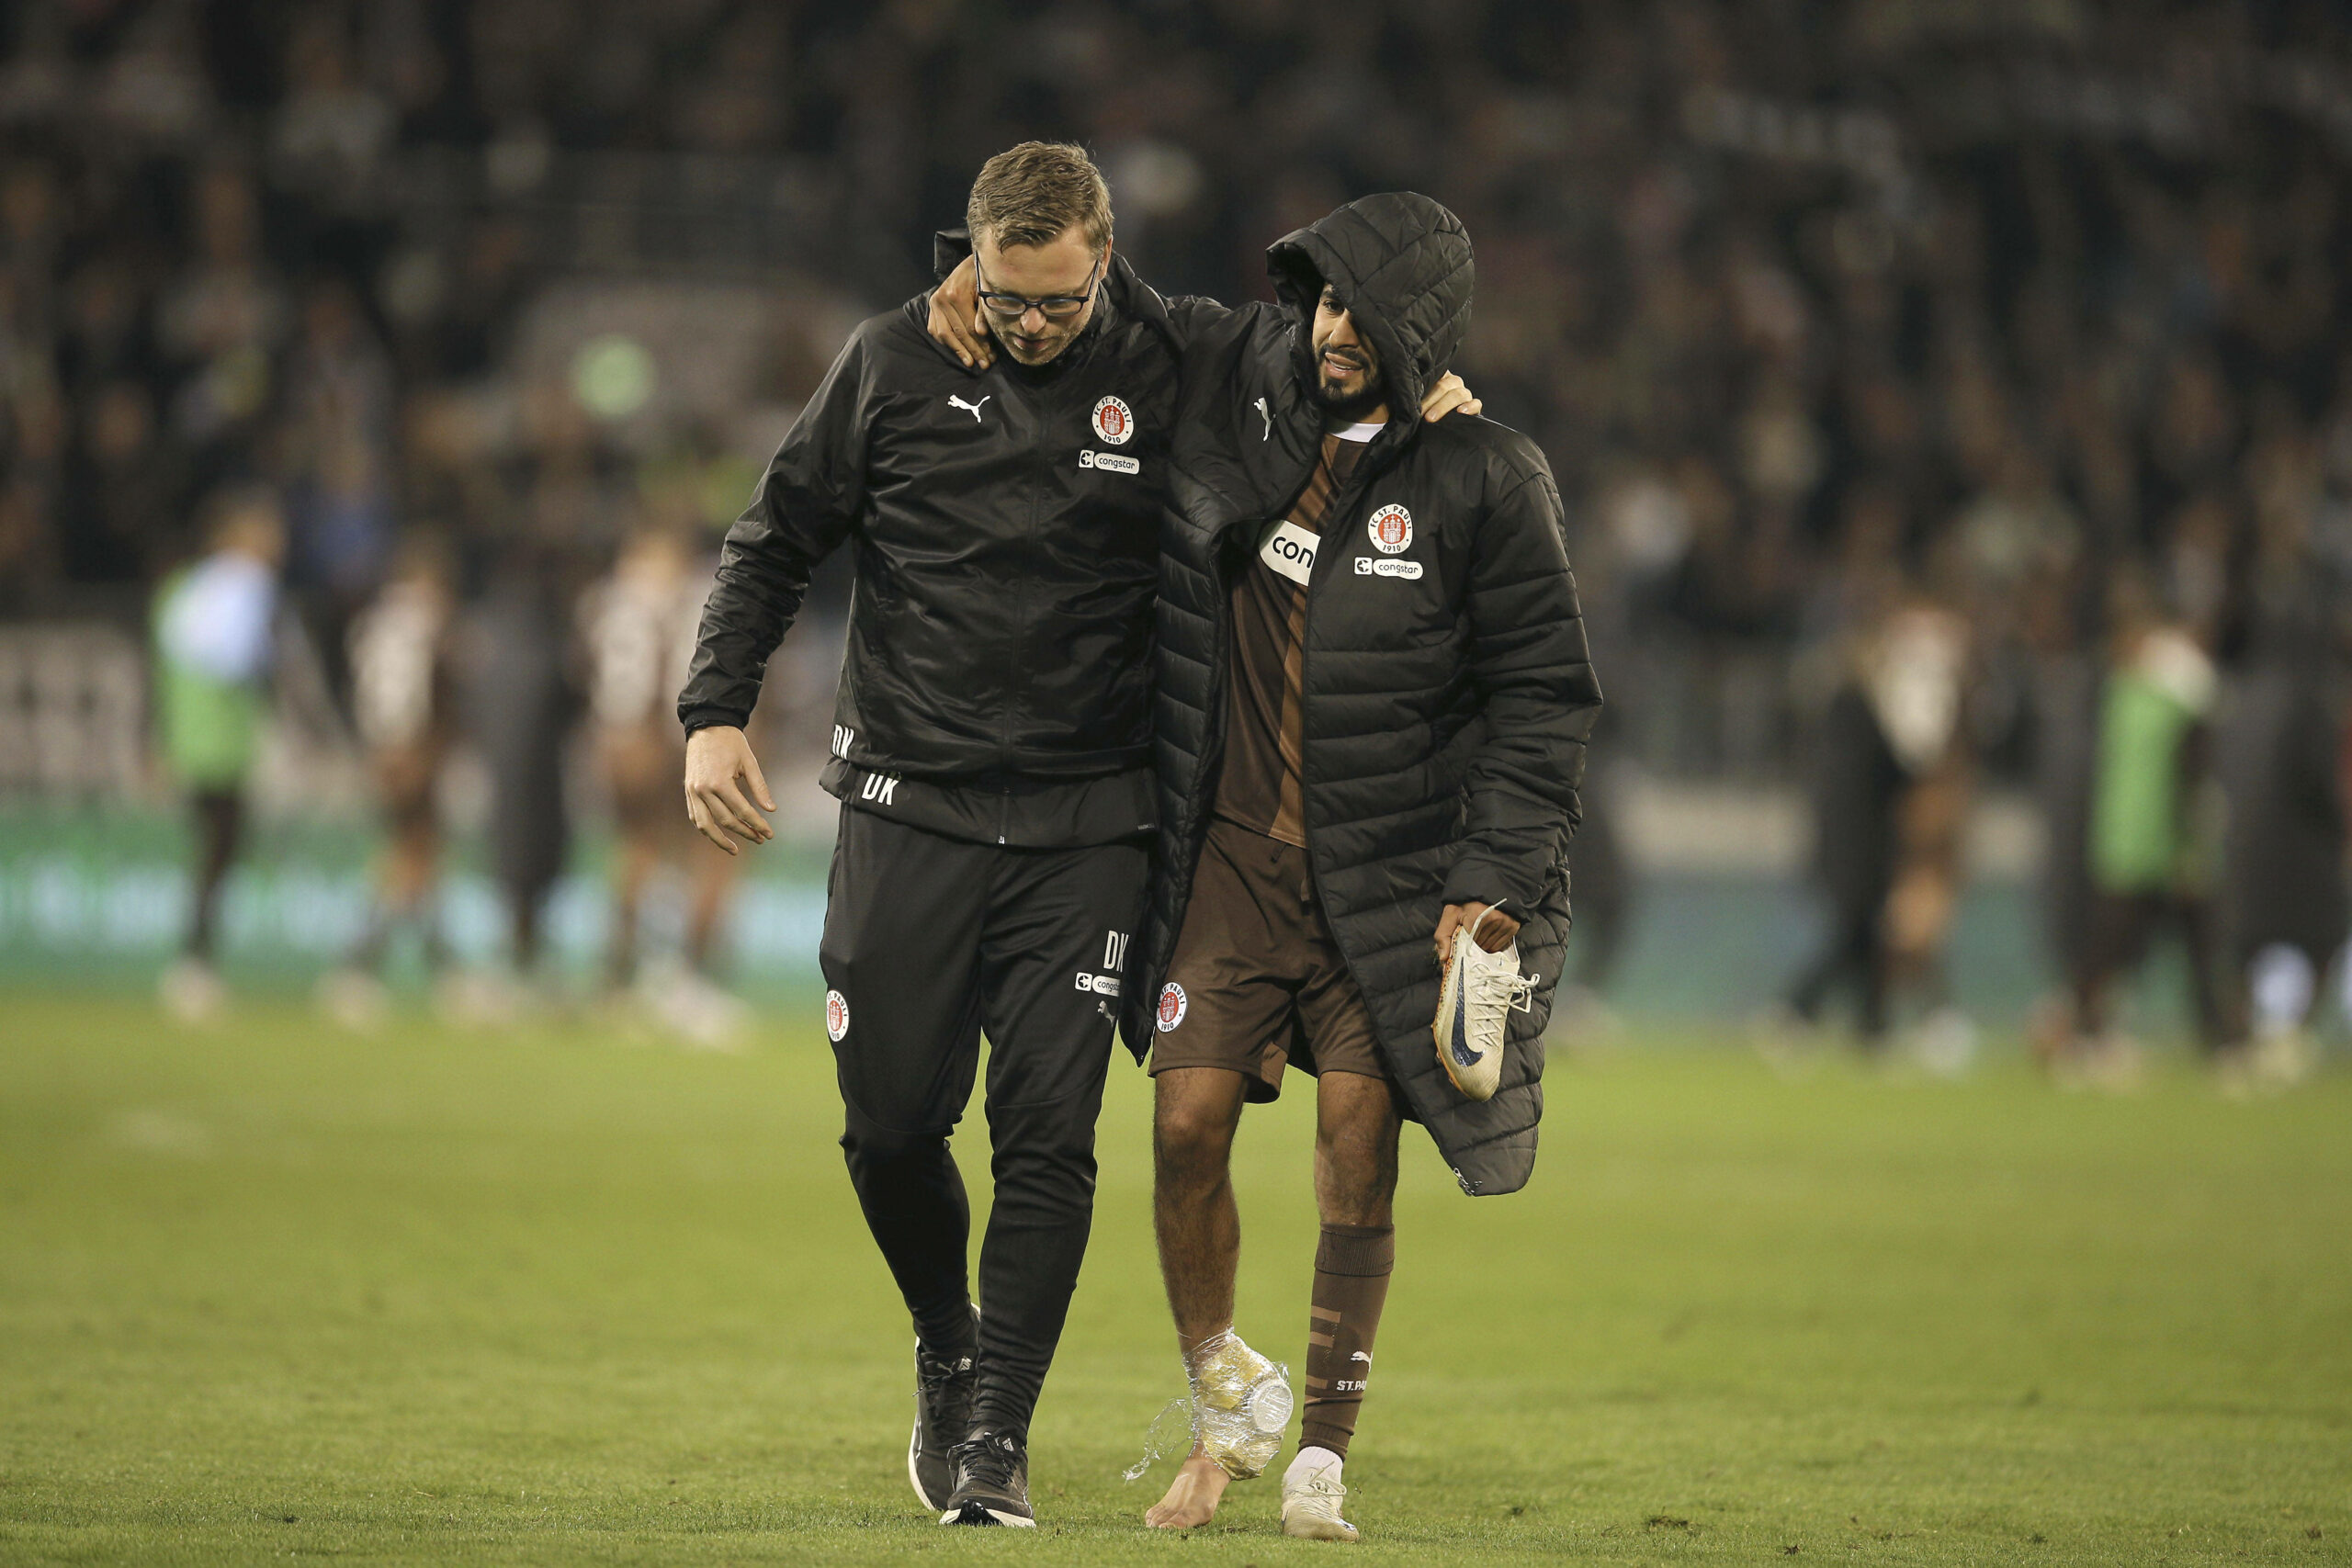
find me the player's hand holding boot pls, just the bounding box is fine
[1433,901,1533,1102]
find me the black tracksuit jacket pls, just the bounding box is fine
[677,259,1182,845]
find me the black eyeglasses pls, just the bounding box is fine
[974,254,1102,320]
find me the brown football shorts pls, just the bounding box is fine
[1148,817,1392,1102]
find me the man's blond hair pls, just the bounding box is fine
[967,141,1113,254]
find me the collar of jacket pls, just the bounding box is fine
[1095,251,1175,344]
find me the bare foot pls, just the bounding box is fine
[1145,1453,1230,1529]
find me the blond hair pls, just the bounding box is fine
[966,141,1113,254]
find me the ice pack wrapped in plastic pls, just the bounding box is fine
[1124,1329,1295,1483]
[1193,1330,1295,1478]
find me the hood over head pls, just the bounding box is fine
[1266,191,1476,434]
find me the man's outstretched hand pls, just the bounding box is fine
[684,725,775,855]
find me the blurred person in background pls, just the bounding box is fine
[2209,416,2349,1090]
[2041,575,2224,1087]
[317,532,458,1029]
[280,276,397,712]
[1781,591,1905,1050]
[153,485,283,1022]
[1782,549,1973,1066]
[2023,562,2103,1070]
[582,518,744,1049]
[1871,598,1977,1071]
[2212,665,2347,1089]
[456,534,580,1020]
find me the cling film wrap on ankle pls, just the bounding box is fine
[1123,1330,1294,1482]
[1121,1395,1195,1483]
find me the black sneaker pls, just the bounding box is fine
[908,1310,979,1510]
[940,1430,1034,1528]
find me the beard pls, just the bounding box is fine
[1310,322,1386,421]
[1314,362,1386,423]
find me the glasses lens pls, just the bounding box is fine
[983,294,1082,319]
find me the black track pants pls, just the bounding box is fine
[819,806,1146,1441]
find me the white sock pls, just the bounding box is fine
[1286,1445,1344,1485]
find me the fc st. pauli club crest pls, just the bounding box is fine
[1367,502,1413,554]
[1091,395,1135,445]
[1156,982,1187,1032]
[825,989,850,1042]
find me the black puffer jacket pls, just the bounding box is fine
[1122,193,1601,1196]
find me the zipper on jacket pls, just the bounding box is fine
[1283,430,1430,1111]
[1003,407,1042,775]
[1294,434,1395,891]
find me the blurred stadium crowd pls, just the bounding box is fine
[1,1,2348,1073]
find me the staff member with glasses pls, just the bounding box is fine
[679,141,1181,1530]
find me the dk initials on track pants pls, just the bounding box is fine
[819,805,1147,1440]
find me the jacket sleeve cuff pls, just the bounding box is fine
[933,228,974,279]
[678,704,751,736]
[1442,855,1540,911]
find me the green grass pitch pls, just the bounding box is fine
[0,996,2346,1564]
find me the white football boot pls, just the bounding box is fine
[1281,1449,1360,1541]
[1188,1332,1292,1478]
[1433,903,1534,1101]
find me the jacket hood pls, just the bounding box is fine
[1266,191,1476,434]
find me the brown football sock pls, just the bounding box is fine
[1298,1222,1394,1459]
